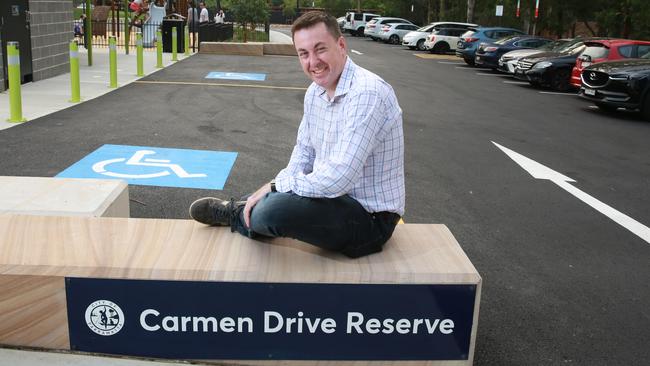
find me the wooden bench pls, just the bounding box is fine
[200,42,298,56]
[0,176,129,218]
[0,215,481,365]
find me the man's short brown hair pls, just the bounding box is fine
[291,11,342,41]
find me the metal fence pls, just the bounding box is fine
[75,20,250,51]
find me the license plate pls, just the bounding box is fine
[475,56,481,61]
[584,88,596,96]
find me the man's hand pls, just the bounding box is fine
[243,183,272,228]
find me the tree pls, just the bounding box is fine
[230,0,270,42]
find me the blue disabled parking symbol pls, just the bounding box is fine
[57,144,237,190]
[205,71,266,81]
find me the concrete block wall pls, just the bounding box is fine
[28,0,73,81]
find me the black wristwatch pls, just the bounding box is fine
[270,180,277,192]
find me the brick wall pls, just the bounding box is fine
[28,0,73,81]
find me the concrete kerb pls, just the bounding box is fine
[0,47,194,131]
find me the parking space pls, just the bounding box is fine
[0,31,648,366]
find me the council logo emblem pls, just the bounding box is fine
[85,300,125,336]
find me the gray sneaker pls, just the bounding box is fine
[189,197,242,226]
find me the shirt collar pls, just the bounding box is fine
[315,56,355,101]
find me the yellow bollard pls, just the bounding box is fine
[69,40,81,103]
[7,42,26,122]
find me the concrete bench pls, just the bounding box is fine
[0,176,129,218]
[0,215,481,365]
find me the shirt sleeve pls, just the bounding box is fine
[278,89,386,198]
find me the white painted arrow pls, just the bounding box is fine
[492,141,650,244]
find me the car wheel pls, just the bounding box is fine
[529,80,542,88]
[355,28,364,37]
[550,68,571,91]
[408,46,416,50]
[463,57,475,66]
[433,42,450,54]
[416,39,425,51]
[595,102,618,113]
[642,92,650,122]
[389,35,400,44]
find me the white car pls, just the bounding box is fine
[378,23,420,44]
[424,28,468,53]
[402,24,436,51]
[343,12,380,36]
[364,17,412,41]
[404,21,478,51]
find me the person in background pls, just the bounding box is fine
[214,9,225,23]
[199,1,209,23]
[187,0,199,46]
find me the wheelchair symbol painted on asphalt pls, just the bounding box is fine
[58,145,237,189]
[92,150,207,179]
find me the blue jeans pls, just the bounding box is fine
[231,192,400,258]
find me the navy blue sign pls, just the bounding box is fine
[66,278,476,360]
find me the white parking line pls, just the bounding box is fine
[503,81,529,84]
[438,61,464,65]
[351,49,363,55]
[538,91,578,96]
[455,66,473,69]
[475,73,503,76]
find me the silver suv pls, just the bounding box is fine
[364,17,413,41]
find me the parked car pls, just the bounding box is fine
[475,36,552,69]
[344,12,380,36]
[337,16,346,31]
[403,21,477,51]
[364,17,413,41]
[456,27,526,66]
[579,53,650,120]
[570,39,650,88]
[513,40,599,91]
[497,38,572,74]
[379,23,420,44]
[424,28,468,53]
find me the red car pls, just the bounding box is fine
[570,39,650,88]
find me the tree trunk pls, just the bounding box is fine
[439,0,445,21]
[466,0,475,23]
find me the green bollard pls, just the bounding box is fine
[136,32,144,77]
[6,42,26,122]
[69,40,81,103]
[184,25,190,56]
[109,36,117,88]
[156,30,163,68]
[172,26,178,61]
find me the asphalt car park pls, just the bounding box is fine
[0,33,648,366]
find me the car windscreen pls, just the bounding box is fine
[494,35,520,44]
[543,40,569,51]
[417,25,434,32]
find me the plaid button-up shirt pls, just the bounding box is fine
[275,57,405,216]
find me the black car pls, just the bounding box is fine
[579,54,650,120]
[475,36,552,69]
[513,39,596,91]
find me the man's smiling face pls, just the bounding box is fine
[293,22,347,97]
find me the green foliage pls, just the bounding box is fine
[230,0,270,42]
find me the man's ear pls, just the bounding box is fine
[338,36,347,53]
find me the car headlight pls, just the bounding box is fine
[532,61,553,69]
[609,74,629,81]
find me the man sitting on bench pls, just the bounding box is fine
[189,11,405,258]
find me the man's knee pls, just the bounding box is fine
[249,192,292,234]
